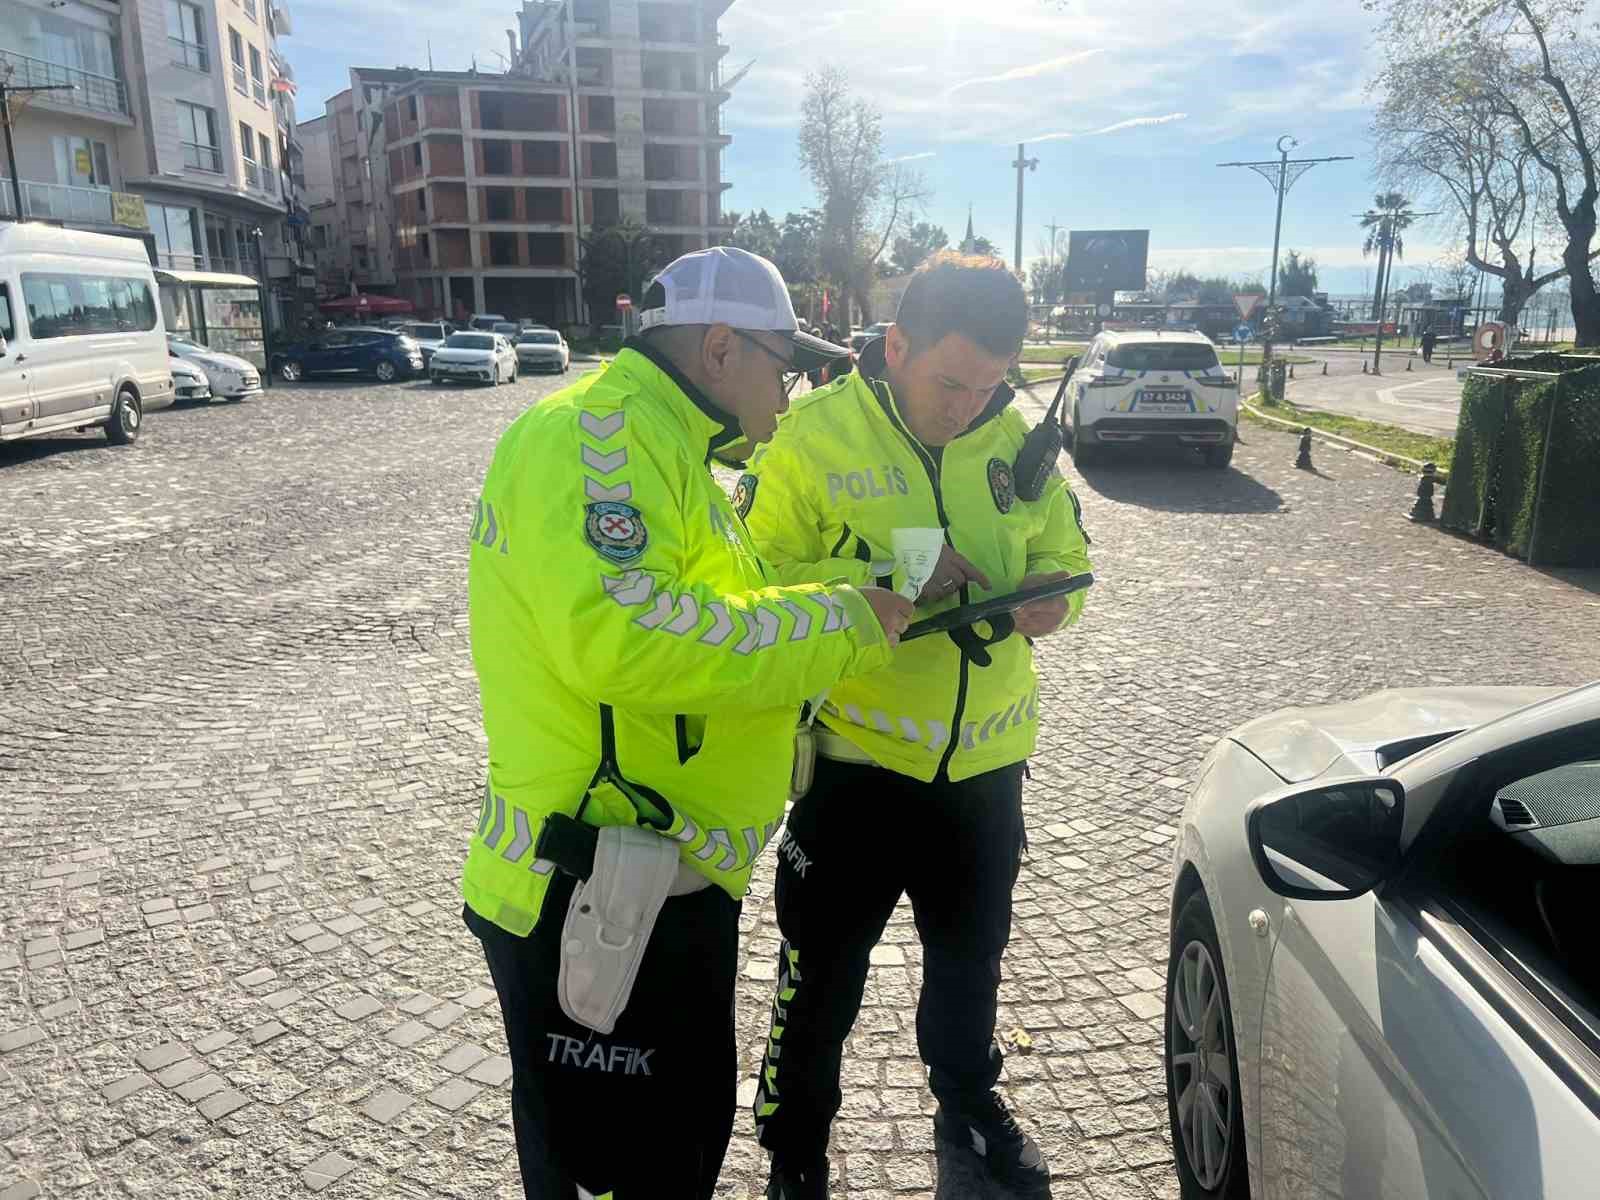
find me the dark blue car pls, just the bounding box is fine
[271,326,424,383]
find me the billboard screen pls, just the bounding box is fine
[1064,230,1150,295]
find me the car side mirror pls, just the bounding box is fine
[1247,778,1405,901]
[0,335,8,358]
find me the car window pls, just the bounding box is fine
[168,337,203,353]
[0,284,11,341]
[446,333,494,350]
[519,332,560,344]
[1105,343,1220,371]
[319,332,350,348]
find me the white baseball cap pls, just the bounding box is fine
[637,246,852,370]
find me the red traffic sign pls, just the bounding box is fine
[615,293,633,309]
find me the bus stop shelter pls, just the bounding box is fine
[155,268,266,368]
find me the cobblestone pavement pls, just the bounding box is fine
[3,373,1599,1200]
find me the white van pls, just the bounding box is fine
[0,223,175,446]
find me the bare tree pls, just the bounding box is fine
[1369,0,1600,345]
[1373,43,1584,325]
[798,67,883,318]
[866,163,932,266]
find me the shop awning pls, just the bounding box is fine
[318,293,414,315]
[154,269,261,288]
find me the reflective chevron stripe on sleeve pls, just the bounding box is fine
[601,571,854,654]
[827,690,1038,755]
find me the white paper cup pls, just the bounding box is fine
[892,527,944,601]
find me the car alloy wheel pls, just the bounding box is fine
[375,360,397,382]
[1170,940,1233,1191]
[279,360,302,382]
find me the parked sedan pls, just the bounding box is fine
[396,321,452,366]
[169,354,213,403]
[1166,683,1600,1199]
[430,332,518,386]
[515,329,570,373]
[271,327,424,383]
[167,335,262,400]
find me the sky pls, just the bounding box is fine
[287,0,1468,298]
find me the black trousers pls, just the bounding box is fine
[753,756,1026,1164]
[465,874,740,1199]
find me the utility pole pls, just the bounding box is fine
[1,80,76,222]
[1011,143,1037,273]
[1219,136,1352,396]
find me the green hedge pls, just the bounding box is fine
[1442,355,1600,565]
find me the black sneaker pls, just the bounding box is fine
[766,1156,830,1200]
[934,1090,1051,1197]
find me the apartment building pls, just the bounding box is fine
[0,0,312,317]
[316,0,734,325]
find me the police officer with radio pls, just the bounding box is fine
[460,246,914,1199]
[738,252,1092,1199]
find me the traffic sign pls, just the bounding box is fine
[1096,302,1112,317]
[1233,324,1253,344]
[1233,293,1260,319]
[615,293,633,309]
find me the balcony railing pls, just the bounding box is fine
[233,64,248,95]
[169,36,209,72]
[0,178,114,225]
[243,160,261,189]
[184,142,223,173]
[0,48,127,117]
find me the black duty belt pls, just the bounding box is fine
[534,812,600,879]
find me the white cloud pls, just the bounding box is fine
[945,49,1105,96]
[884,65,929,76]
[886,151,936,164]
[1024,113,1189,145]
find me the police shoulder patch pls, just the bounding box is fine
[585,501,649,563]
[732,473,759,519]
[987,457,1016,514]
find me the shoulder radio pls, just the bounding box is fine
[1013,355,1080,502]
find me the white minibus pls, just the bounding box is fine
[0,223,174,446]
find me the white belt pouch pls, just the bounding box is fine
[557,823,682,1035]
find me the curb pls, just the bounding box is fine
[1241,401,1449,481]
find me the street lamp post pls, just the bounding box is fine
[252,226,273,390]
[1219,136,1352,397]
[1011,143,1037,274]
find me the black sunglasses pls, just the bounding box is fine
[733,330,803,396]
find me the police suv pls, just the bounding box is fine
[1068,329,1238,468]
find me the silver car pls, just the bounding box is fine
[1167,683,1600,1198]
[514,329,570,374]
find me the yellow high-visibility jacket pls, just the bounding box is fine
[461,343,893,936]
[740,341,1091,783]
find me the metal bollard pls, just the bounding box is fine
[1407,462,1438,523]
[1289,363,1295,380]
[1322,361,1328,376]
[1295,427,1314,470]
[1406,357,1413,372]
[1361,360,1368,374]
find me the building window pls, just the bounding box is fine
[485,188,515,221]
[167,0,208,71]
[481,141,512,175]
[419,233,431,263]
[417,188,428,218]
[229,27,247,94]
[178,101,221,172]
[249,45,266,104]
[407,95,419,123]
[243,0,258,19]
[412,142,423,168]
[526,188,563,222]
[590,188,619,226]
[588,142,617,179]
[523,141,560,176]
[259,132,274,194]
[488,233,518,266]
[587,96,615,132]
[148,203,202,268]
[52,137,112,189]
[527,233,564,267]
[240,120,259,188]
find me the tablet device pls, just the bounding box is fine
[902,573,1095,642]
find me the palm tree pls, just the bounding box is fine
[1360,192,1417,321]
